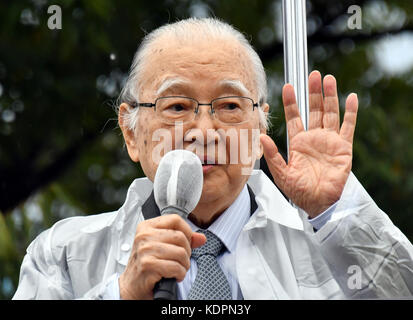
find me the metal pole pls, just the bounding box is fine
[282,0,309,159]
[282,0,309,211]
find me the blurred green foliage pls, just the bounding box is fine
[1,0,413,299]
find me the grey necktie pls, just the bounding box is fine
[187,229,232,300]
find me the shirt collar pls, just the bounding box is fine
[186,185,251,253]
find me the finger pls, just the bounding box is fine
[340,93,358,143]
[282,84,305,140]
[144,214,194,243]
[308,70,324,130]
[137,228,192,256]
[156,259,188,282]
[143,256,188,283]
[260,134,287,189]
[322,75,340,132]
[143,242,191,270]
[191,232,207,248]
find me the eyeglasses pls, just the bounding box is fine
[128,96,259,125]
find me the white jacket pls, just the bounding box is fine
[13,170,413,299]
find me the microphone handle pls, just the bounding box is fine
[153,207,187,299]
[153,277,177,300]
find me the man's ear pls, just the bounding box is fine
[118,103,140,162]
[259,103,270,158]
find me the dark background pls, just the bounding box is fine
[1,0,413,299]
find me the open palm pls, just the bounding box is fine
[261,71,359,217]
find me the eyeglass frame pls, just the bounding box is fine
[127,95,259,124]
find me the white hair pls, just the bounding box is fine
[117,17,269,131]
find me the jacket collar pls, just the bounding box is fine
[245,170,304,231]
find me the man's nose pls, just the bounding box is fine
[185,105,220,144]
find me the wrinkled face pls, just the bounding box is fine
[120,37,268,210]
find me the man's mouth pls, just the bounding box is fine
[200,156,216,165]
[201,164,215,173]
[200,156,217,173]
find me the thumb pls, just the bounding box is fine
[260,134,279,159]
[260,134,287,187]
[191,232,207,249]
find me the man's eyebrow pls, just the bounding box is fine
[156,78,191,96]
[218,79,250,96]
[156,78,251,97]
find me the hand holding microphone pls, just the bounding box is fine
[119,150,206,300]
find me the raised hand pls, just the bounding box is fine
[260,71,359,218]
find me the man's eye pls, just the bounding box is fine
[223,103,240,110]
[168,104,186,112]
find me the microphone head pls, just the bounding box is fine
[154,149,203,218]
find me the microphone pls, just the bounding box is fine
[153,149,203,300]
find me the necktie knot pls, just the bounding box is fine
[191,230,225,260]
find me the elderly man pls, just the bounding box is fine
[13,18,413,300]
